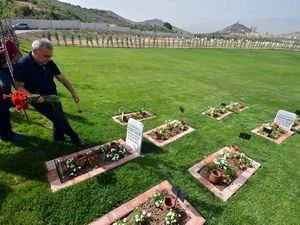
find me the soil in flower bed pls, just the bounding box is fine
[56,141,131,183]
[113,190,191,225]
[115,110,155,124]
[149,120,189,143]
[199,166,245,191]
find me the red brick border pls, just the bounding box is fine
[45,139,140,192]
[89,180,206,225]
[251,124,294,144]
[143,120,195,147]
[112,111,156,126]
[188,146,261,202]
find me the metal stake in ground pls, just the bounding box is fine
[0,19,29,121]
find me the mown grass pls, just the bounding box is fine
[1,42,300,225]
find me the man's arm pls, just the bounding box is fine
[15,81,44,103]
[55,74,80,103]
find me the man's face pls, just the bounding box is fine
[33,46,53,65]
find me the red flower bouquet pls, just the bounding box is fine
[2,91,60,111]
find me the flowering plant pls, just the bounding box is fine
[112,218,131,225]
[207,148,253,185]
[151,120,188,140]
[205,106,227,118]
[259,123,287,139]
[96,141,126,161]
[226,102,246,111]
[164,209,181,225]
[119,109,151,122]
[152,191,164,208]
[133,208,151,224]
[66,158,81,177]
[2,91,60,111]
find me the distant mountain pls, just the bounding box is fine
[279,31,300,40]
[14,0,187,34]
[210,22,254,36]
[138,18,191,35]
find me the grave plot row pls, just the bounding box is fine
[89,180,206,225]
[202,102,248,120]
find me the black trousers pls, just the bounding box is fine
[0,89,13,139]
[31,101,80,143]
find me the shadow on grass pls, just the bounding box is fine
[64,112,95,126]
[0,182,12,210]
[0,135,85,182]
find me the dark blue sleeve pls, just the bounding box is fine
[13,61,27,82]
[48,60,61,76]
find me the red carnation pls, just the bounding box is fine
[2,94,8,100]
[15,105,23,111]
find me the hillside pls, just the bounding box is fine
[210,22,254,36]
[14,0,186,33]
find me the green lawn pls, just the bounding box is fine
[1,43,300,225]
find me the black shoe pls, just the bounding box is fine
[0,132,23,142]
[53,137,66,143]
[73,140,85,148]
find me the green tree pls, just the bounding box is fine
[163,22,172,30]
[0,0,15,18]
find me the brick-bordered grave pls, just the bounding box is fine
[45,139,139,192]
[202,106,232,120]
[188,146,260,202]
[251,123,294,144]
[225,102,249,112]
[112,110,156,125]
[89,180,206,225]
[143,120,195,147]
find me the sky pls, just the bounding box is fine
[59,0,300,34]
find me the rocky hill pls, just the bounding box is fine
[210,22,254,36]
[14,0,187,33]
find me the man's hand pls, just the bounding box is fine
[72,92,80,103]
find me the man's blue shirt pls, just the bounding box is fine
[14,52,61,95]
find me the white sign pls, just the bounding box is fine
[274,110,297,130]
[126,118,144,154]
